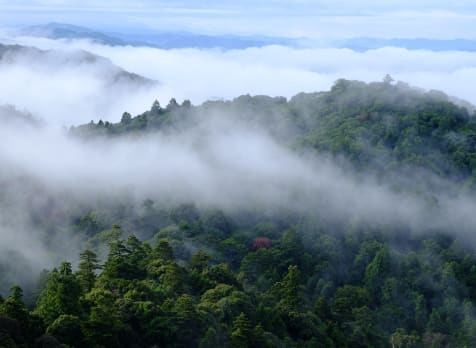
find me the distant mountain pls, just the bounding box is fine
[21,22,127,46]
[111,31,297,50]
[0,42,156,87]
[19,24,476,52]
[339,37,476,52]
[20,22,298,49]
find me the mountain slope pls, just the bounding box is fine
[0,42,156,87]
[21,22,127,46]
[1,80,476,347]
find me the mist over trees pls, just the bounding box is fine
[74,78,476,184]
[1,79,476,347]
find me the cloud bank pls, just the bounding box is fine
[2,36,476,126]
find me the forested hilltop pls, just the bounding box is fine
[2,79,476,347]
[73,77,476,184]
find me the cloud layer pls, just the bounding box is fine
[2,36,476,126]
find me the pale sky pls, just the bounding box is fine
[1,0,476,38]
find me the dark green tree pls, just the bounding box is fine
[35,262,82,326]
[230,312,251,348]
[77,249,100,293]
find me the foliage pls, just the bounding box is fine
[3,80,476,346]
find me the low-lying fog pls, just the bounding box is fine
[1,111,476,288]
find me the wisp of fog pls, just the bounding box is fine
[2,107,476,289]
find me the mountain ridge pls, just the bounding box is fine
[0,42,157,87]
[20,22,298,49]
[18,23,476,52]
[70,79,476,189]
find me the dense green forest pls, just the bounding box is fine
[73,77,476,185]
[2,79,476,347]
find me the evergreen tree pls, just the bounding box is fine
[35,262,82,326]
[77,249,100,293]
[230,312,251,348]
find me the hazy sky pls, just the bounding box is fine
[1,0,476,38]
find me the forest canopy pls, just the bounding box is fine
[1,79,476,347]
